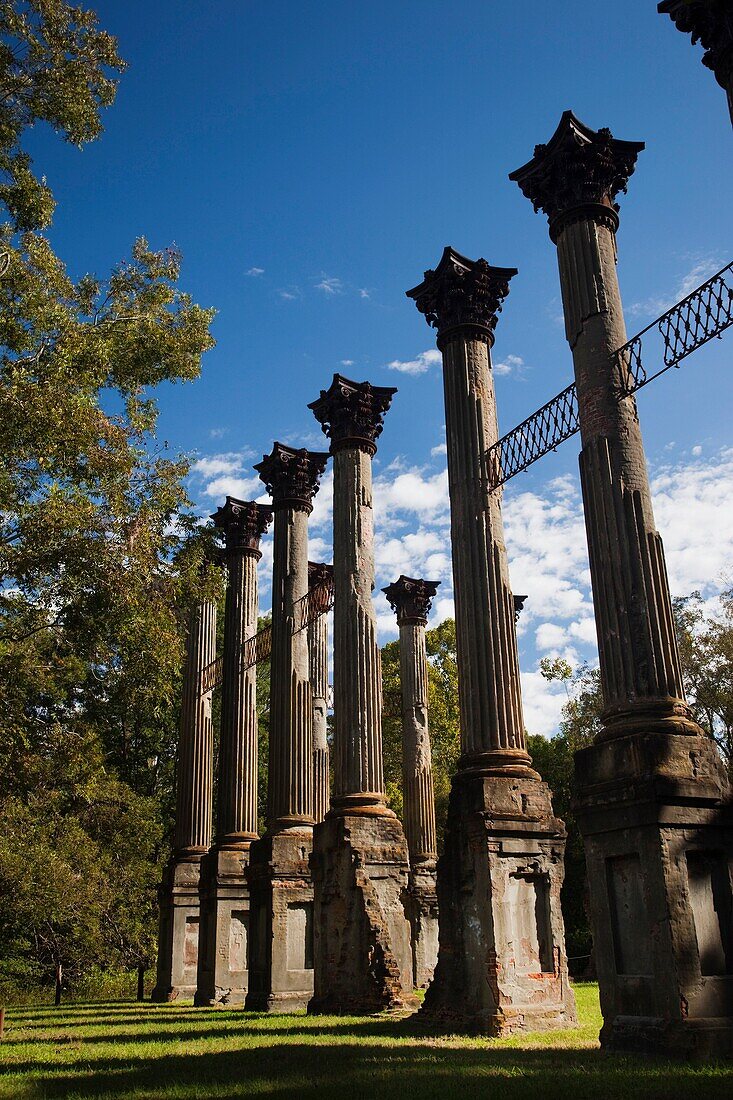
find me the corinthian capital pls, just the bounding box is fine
[383,575,440,626]
[210,497,273,555]
[308,561,333,589]
[254,442,329,513]
[509,111,644,240]
[308,374,396,456]
[406,246,516,347]
[659,1,733,93]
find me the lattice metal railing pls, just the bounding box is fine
[486,383,579,488]
[199,573,334,694]
[486,261,733,488]
[617,261,733,393]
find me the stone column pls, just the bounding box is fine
[309,562,332,823]
[195,497,272,1006]
[658,2,733,126]
[511,111,732,1057]
[152,565,219,1001]
[307,374,416,1013]
[407,250,576,1034]
[246,444,328,1012]
[383,575,440,988]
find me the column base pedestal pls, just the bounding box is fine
[245,829,314,1013]
[194,846,251,1007]
[151,853,203,1002]
[421,770,577,1035]
[575,727,733,1060]
[406,863,439,989]
[309,811,417,1014]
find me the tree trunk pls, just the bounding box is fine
[54,962,62,1006]
[137,964,145,1002]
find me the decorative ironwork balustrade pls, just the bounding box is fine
[486,261,733,488]
[199,573,334,695]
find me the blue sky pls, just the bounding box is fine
[28,1,733,733]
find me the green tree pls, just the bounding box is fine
[0,1,215,998]
[674,586,733,769]
[0,0,123,233]
[529,658,603,967]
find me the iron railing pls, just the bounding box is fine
[486,261,733,488]
[199,573,334,694]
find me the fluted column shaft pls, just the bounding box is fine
[510,115,699,739]
[556,218,688,727]
[268,506,313,828]
[174,598,217,853]
[332,446,385,806]
[398,620,437,864]
[440,332,529,769]
[309,601,330,823]
[217,549,260,845]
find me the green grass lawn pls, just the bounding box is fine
[1,983,731,1100]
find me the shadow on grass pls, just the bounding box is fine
[3,1040,731,1100]
[2,1014,439,1048]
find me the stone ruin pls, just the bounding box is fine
[154,102,733,1061]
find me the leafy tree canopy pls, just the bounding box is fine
[0,0,216,998]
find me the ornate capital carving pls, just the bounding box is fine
[210,497,272,556]
[513,594,528,623]
[659,1,733,93]
[406,246,516,348]
[382,575,440,625]
[308,374,396,456]
[509,111,645,241]
[308,561,333,589]
[254,442,328,513]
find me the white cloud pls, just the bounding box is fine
[520,669,570,738]
[246,267,264,277]
[386,349,441,376]
[629,257,721,318]
[341,359,354,367]
[359,288,370,299]
[494,353,525,377]
[279,286,300,300]
[315,275,343,295]
[189,451,260,502]
[692,445,703,457]
[431,442,447,458]
[308,468,334,536]
[375,468,449,519]
[209,427,227,439]
[204,475,261,501]
[650,447,733,594]
[191,454,247,480]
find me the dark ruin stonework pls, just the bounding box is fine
[407,251,577,1034]
[246,444,328,1012]
[383,575,441,989]
[307,376,417,1014]
[195,498,272,1006]
[153,569,218,1002]
[659,1,733,126]
[511,112,733,1058]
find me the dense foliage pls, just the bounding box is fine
[674,586,733,770]
[0,1,215,1001]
